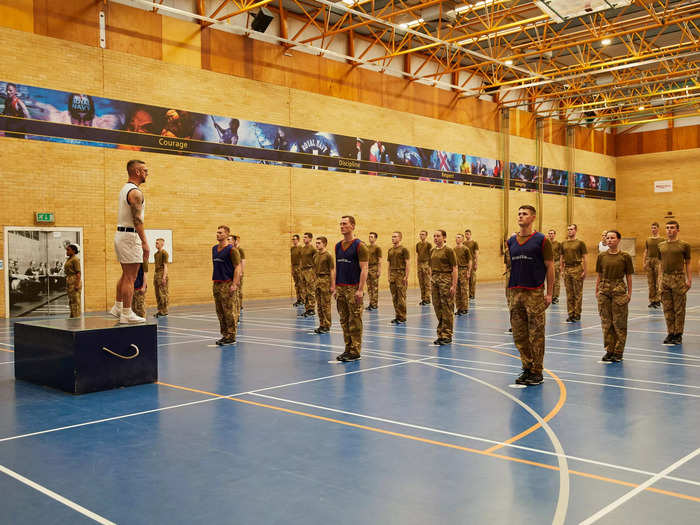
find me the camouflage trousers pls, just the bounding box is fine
[504,271,513,309]
[336,285,363,356]
[469,267,477,298]
[301,267,316,312]
[132,288,146,318]
[213,281,239,339]
[597,279,629,356]
[367,265,380,308]
[661,272,688,334]
[154,271,169,314]
[238,276,244,311]
[67,276,81,317]
[553,262,561,300]
[646,258,662,303]
[509,288,546,374]
[315,275,332,330]
[564,263,584,317]
[389,269,407,321]
[417,262,431,303]
[292,265,303,302]
[431,272,454,339]
[455,267,470,312]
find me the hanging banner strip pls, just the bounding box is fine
[0,81,615,200]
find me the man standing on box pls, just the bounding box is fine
[111,159,149,324]
[64,243,81,318]
[154,238,169,317]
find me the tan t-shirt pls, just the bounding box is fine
[551,240,562,262]
[154,249,168,272]
[301,244,316,268]
[430,246,457,272]
[313,251,334,276]
[659,240,691,273]
[453,245,472,268]
[290,245,302,267]
[367,244,383,266]
[387,245,410,270]
[64,255,81,277]
[465,240,479,258]
[416,241,432,263]
[561,239,587,265]
[596,251,634,280]
[645,237,663,260]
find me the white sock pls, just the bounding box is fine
[115,301,123,309]
[122,307,132,316]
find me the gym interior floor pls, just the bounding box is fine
[0,276,698,524]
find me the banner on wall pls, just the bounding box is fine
[0,81,615,200]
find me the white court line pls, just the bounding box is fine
[0,342,13,348]
[546,338,700,361]
[422,361,570,525]
[248,391,700,489]
[580,448,700,524]
[159,338,213,347]
[627,330,700,337]
[0,464,116,524]
[0,354,419,444]
[541,343,700,363]
[435,361,700,399]
[0,360,14,365]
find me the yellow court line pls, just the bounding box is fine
[0,347,14,354]
[453,342,568,453]
[155,381,700,504]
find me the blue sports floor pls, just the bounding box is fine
[1,276,699,524]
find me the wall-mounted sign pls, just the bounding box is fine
[654,180,673,193]
[35,212,55,223]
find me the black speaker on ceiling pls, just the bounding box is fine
[251,8,274,33]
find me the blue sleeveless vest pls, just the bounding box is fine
[212,244,234,281]
[335,239,361,285]
[507,232,547,289]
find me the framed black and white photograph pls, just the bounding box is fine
[3,227,84,317]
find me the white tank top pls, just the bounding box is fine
[117,182,145,228]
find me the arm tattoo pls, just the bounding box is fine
[129,191,144,227]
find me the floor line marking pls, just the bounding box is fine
[0,359,419,444]
[580,447,700,524]
[435,361,700,398]
[422,362,570,524]
[0,464,116,525]
[156,381,700,505]
[0,360,14,365]
[248,391,700,488]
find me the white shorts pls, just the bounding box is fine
[114,231,143,264]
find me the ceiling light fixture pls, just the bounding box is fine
[601,38,612,46]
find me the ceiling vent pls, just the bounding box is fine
[534,0,633,23]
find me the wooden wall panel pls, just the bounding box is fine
[673,125,699,151]
[34,0,100,48]
[641,128,669,155]
[0,0,34,32]
[162,16,201,68]
[106,2,162,60]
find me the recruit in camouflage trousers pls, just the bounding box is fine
[553,264,561,302]
[509,289,546,375]
[367,265,380,309]
[301,267,316,312]
[154,271,169,315]
[646,258,662,303]
[455,267,470,313]
[336,286,363,357]
[597,280,629,357]
[389,269,407,321]
[432,272,455,340]
[132,289,146,318]
[315,275,332,331]
[67,280,81,318]
[213,281,238,340]
[417,262,431,304]
[564,263,584,318]
[292,265,303,303]
[662,273,688,336]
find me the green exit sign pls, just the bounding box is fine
[35,212,55,223]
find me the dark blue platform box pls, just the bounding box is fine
[14,317,157,394]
